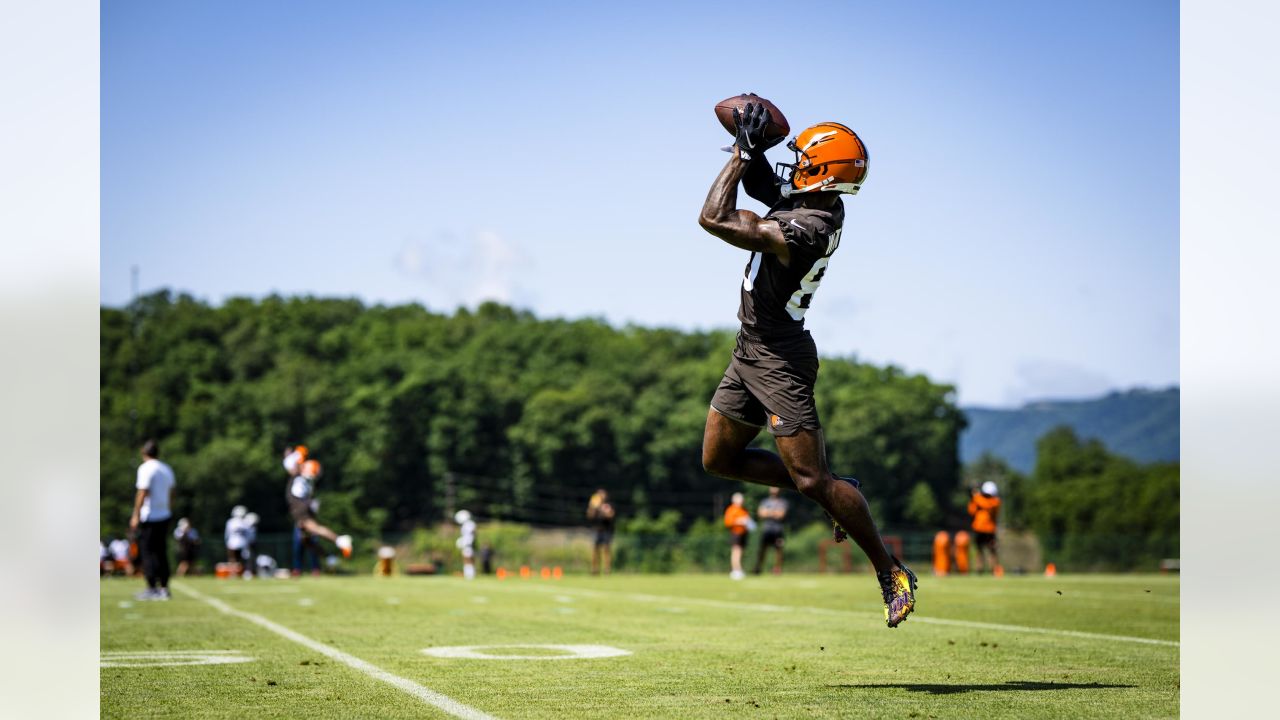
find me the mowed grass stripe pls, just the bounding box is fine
[499,584,1179,648]
[172,582,500,720]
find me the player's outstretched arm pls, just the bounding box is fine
[698,153,790,263]
[742,152,782,207]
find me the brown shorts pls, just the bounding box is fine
[710,329,820,436]
[288,496,315,525]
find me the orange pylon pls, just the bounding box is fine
[932,531,951,576]
[540,566,551,579]
[519,565,531,579]
[496,567,508,580]
[953,531,971,574]
[1044,562,1057,578]
[552,566,563,579]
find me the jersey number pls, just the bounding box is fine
[786,258,829,320]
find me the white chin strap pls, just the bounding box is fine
[781,180,860,197]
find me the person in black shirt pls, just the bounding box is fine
[754,488,788,575]
[587,489,616,575]
[698,100,917,627]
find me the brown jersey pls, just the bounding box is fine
[737,198,845,337]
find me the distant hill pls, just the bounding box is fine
[960,387,1179,472]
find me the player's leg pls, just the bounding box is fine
[305,534,323,574]
[973,535,987,574]
[753,534,767,574]
[461,545,476,579]
[773,537,784,574]
[602,542,612,574]
[154,521,171,592]
[300,518,353,557]
[775,428,918,627]
[702,408,796,489]
[291,527,304,575]
[138,524,159,591]
[300,518,337,543]
[730,538,744,578]
[775,429,894,575]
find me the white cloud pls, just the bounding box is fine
[1003,359,1113,405]
[393,230,534,309]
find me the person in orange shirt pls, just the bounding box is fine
[723,492,755,580]
[967,481,1002,574]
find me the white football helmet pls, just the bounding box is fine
[454,510,472,525]
[981,481,999,497]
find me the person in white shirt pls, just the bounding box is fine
[455,510,477,580]
[107,537,132,576]
[129,439,175,601]
[225,505,249,571]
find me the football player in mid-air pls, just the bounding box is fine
[285,456,354,560]
[698,97,918,627]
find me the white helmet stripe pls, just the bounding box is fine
[800,130,838,151]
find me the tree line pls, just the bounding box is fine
[101,292,1177,570]
[100,292,965,543]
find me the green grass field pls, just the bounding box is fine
[101,572,1178,719]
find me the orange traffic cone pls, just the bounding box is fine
[496,567,508,580]
[540,566,551,579]
[520,565,531,579]
[1044,562,1057,578]
[552,566,563,580]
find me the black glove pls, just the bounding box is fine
[732,101,772,160]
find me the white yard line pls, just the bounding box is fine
[516,585,1179,648]
[172,582,499,720]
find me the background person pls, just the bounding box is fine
[224,505,250,574]
[286,458,353,559]
[130,439,175,601]
[241,512,260,578]
[754,487,789,575]
[107,537,132,577]
[968,481,1002,574]
[173,518,201,576]
[723,492,754,580]
[587,489,616,575]
[455,510,477,580]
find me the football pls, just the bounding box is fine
[714,94,790,149]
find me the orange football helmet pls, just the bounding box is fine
[301,459,322,480]
[776,122,869,196]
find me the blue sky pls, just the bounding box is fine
[101,0,1178,407]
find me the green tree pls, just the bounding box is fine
[1023,426,1179,570]
[904,482,941,526]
